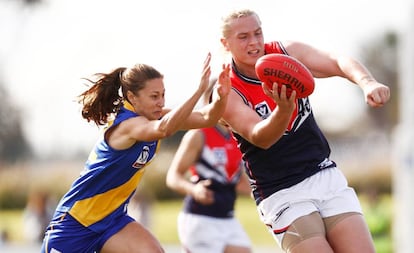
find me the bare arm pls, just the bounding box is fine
[284,40,390,107]
[222,84,296,149]
[108,54,213,148]
[180,64,231,130]
[166,130,214,205]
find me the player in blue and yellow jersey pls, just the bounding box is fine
[217,9,390,253]
[166,80,252,253]
[41,53,231,253]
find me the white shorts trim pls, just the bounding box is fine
[177,212,251,253]
[257,167,362,246]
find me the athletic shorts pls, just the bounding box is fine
[40,212,134,253]
[257,167,362,247]
[177,212,251,253]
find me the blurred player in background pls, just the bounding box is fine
[40,54,231,253]
[166,79,252,253]
[217,8,390,253]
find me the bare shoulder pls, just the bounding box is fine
[282,40,318,59]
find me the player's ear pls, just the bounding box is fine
[220,38,230,51]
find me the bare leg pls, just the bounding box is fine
[326,213,375,253]
[101,221,164,253]
[284,212,334,253]
[224,245,251,253]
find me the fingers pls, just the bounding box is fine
[366,85,390,107]
[262,82,273,97]
[216,64,231,98]
[201,179,212,187]
[262,83,296,101]
[193,180,214,205]
[203,52,212,66]
[201,53,212,76]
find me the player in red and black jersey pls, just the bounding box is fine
[166,80,252,253]
[217,8,390,253]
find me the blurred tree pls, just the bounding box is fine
[0,81,32,163]
[2,0,43,5]
[0,0,44,164]
[359,31,399,134]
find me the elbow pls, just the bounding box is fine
[255,142,273,150]
[157,123,178,139]
[250,137,278,150]
[165,174,175,190]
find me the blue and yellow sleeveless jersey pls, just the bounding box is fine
[54,104,160,233]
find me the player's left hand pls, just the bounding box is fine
[363,81,390,107]
[215,63,231,99]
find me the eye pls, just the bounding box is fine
[238,34,247,40]
[255,29,263,37]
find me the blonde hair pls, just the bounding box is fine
[220,9,261,38]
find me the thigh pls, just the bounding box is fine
[326,213,375,253]
[258,200,318,248]
[224,245,251,253]
[177,212,225,253]
[101,221,164,253]
[222,218,251,253]
[283,212,333,253]
[41,212,101,253]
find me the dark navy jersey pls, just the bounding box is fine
[231,41,336,205]
[182,126,244,218]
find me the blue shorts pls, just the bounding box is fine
[41,212,134,253]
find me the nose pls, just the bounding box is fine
[249,36,259,45]
[157,98,165,107]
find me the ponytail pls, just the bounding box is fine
[78,67,126,126]
[77,63,163,126]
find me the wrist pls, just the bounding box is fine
[359,76,376,86]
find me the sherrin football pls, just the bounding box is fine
[255,54,315,98]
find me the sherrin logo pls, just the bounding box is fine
[263,67,307,93]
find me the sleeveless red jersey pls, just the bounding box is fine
[183,126,245,218]
[230,41,335,205]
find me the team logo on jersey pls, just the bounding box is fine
[254,98,312,133]
[255,101,271,119]
[213,147,228,166]
[132,146,150,169]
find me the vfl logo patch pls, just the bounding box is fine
[255,101,271,119]
[253,98,312,133]
[133,146,150,169]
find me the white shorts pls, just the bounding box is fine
[257,167,362,247]
[177,212,251,253]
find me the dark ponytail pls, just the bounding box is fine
[78,67,126,126]
[78,64,163,126]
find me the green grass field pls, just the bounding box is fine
[0,197,271,245]
[0,195,392,252]
[151,197,274,245]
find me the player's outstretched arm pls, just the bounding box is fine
[181,63,231,130]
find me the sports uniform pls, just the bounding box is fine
[41,103,160,253]
[230,41,363,247]
[178,126,251,253]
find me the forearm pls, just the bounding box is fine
[181,92,228,130]
[158,89,203,136]
[201,94,228,125]
[166,173,195,196]
[250,107,292,149]
[337,56,377,87]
